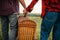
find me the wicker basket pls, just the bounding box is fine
[18,16,36,40]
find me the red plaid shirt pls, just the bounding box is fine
[41,0,60,18]
[26,0,60,18]
[26,0,38,12]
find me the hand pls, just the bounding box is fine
[30,8,33,11]
[23,8,28,17]
[23,8,28,13]
[28,8,33,12]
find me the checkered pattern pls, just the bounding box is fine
[26,0,60,18]
[26,0,38,12]
[41,0,60,18]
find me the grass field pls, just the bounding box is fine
[0,14,52,40]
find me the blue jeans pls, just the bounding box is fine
[40,12,60,40]
[1,13,18,40]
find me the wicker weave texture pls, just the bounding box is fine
[18,17,36,40]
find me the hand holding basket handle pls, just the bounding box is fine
[23,0,38,17]
[23,8,28,17]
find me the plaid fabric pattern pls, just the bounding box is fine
[41,0,60,18]
[26,0,38,12]
[26,0,60,18]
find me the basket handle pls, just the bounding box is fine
[18,13,28,18]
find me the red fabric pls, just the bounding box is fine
[26,0,38,12]
[26,0,60,18]
[41,0,60,18]
[41,0,46,18]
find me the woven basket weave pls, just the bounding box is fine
[18,16,36,40]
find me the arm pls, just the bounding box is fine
[26,0,38,12]
[19,0,26,8]
[19,0,27,16]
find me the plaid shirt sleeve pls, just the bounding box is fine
[26,0,46,18]
[41,0,47,18]
[26,0,38,12]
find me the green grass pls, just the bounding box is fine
[0,15,52,40]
